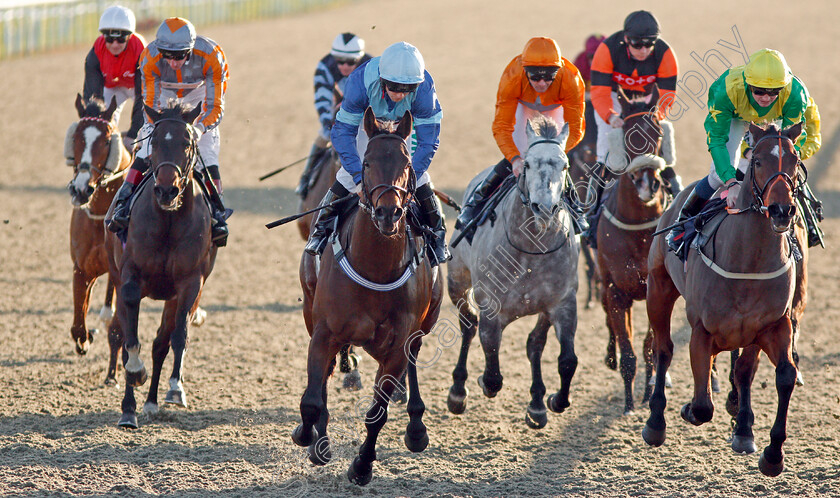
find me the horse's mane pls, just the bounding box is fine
[159,99,198,119]
[369,117,399,136]
[528,114,560,140]
[82,97,108,117]
[755,123,782,135]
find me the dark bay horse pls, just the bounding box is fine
[595,86,674,414]
[294,108,442,485]
[105,103,217,429]
[644,122,806,477]
[67,94,131,357]
[447,116,579,428]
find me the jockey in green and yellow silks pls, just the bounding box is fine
[668,48,824,257]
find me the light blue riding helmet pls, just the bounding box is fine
[379,42,425,85]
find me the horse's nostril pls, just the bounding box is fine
[394,207,404,219]
[531,203,541,214]
[374,207,386,220]
[551,204,561,214]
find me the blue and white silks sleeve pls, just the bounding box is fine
[409,73,443,177]
[331,64,370,184]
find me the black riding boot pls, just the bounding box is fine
[582,164,606,248]
[661,166,683,196]
[202,165,231,247]
[667,185,708,258]
[305,183,353,255]
[454,158,512,231]
[296,140,329,199]
[108,157,148,233]
[798,182,825,248]
[564,175,589,235]
[416,183,450,267]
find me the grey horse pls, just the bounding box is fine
[447,115,580,428]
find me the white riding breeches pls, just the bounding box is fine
[595,92,622,163]
[103,86,134,128]
[707,118,751,190]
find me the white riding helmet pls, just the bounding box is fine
[155,17,197,52]
[98,5,136,33]
[330,33,364,60]
[379,42,425,85]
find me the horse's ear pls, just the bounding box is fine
[525,119,538,143]
[145,104,162,123]
[783,121,804,144]
[75,93,85,118]
[184,104,202,125]
[363,107,378,137]
[559,122,570,148]
[104,96,118,121]
[749,122,767,143]
[396,111,413,140]
[616,87,628,107]
[643,84,659,107]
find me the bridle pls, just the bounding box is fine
[516,137,568,206]
[359,133,416,218]
[748,133,803,217]
[148,118,199,197]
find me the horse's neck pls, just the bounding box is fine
[610,172,666,220]
[346,210,410,277]
[87,177,123,213]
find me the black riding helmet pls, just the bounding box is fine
[624,10,660,38]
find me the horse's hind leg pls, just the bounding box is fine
[98,276,116,339]
[71,265,95,355]
[165,288,197,408]
[600,282,617,371]
[756,318,797,477]
[447,289,479,414]
[547,293,579,414]
[145,300,176,415]
[105,315,123,386]
[642,263,678,447]
[731,345,760,455]
[339,345,363,391]
[524,313,550,428]
[347,357,408,486]
[607,286,637,415]
[726,349,741,417]
[680,324,715,426]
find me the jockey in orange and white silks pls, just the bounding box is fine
[108,17,231,247]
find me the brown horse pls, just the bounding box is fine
[644,122,806,477]
[295,108,442,485]
[67,94,131,358]
[594,86,673,414]
[105,102,217,429]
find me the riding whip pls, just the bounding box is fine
[265,193,356,229]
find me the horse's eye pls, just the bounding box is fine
[363,160,369,168]
[754,159,761,168]
[523,161,531,170]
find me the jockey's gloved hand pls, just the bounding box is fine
[609,114,624,128]
[193,123,206,140]
[723,180,741,209]
[512,156,524,177]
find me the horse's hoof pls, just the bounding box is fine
[758,450,784,477]
[308,436,331,465]
[605,354,617,371]
[143,402,159,416]
[164,389,187,407]
[731,435,757,455]
[711,376,721,393]
[547,393,569,414]
[74,338,89,355]
[291,424,317,447]
[795,369,805,387]
[477,375,499,398]
[347,456,373,486]
[190,307,207,327]
[104,376,119,387]
[125,368,148,388]
[680,403,703,426]
[405,429,429,453]
[664,372,672,388]
[88,329,97,341]
[390,389,407,405]
[642,424,666,447]
[447,386,469,414]
[118,413,139,429]
[342,370,363,391]
[623,408,635,417]
[525,406,548,429]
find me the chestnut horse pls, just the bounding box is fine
[644,122,806,477]
[105,103,217,429]
[295,108,442,485]
[594,86,674,414]
[67,94,131,357]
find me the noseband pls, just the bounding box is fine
[749,134,803,216]
[360,133,416,215]
[149,118,199,196]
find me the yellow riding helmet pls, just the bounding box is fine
[744,49,792,88]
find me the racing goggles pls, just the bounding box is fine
[382,80,419,94]
[627,36,657,49]
[751,86,782,97]
[335,57,361,66]
[102,30,130,44]
[160,49,190,61]
[525,67,558,83]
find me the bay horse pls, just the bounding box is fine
[594,85,674,414]
[644,122,806,477]
[67,94,131,358]
[105,102,217,429]
[447,115,579,428]
[294,108,442,485]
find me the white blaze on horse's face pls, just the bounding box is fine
[72,126,102,193]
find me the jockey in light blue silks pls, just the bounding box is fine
[304,41,449,266]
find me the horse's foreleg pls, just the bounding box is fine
[478,314,505,398]
[607,285,636,415]
[731,345,760,455]
[71,265,95,355]
[448,298,478,414]
[756,318,797,477]
[118,347,139,428]
[309,357,336,465]
[682,325,715,426]
[642,326,654,403]
[292,324,339,452]
[404,336,429,452]
[99,276,116,337]
[524,313,550,428]
[146,300,176,415]
[582,247,599,309]
[642,264,678,447]
[601,281,617,371]
[548,295,579,415]
[119,277,146,388]
[348,359,407,486]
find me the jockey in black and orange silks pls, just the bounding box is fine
[107,17,231,247]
